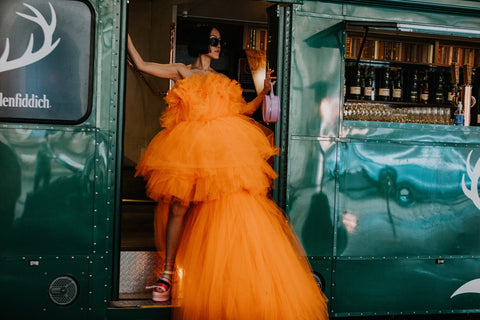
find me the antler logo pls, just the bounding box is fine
[461,150,480,210]
[0,2,61,73]
[451,150,480,299]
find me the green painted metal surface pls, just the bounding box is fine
[282,0,480,317]
[0,0,126,318]
[4,0,480,318]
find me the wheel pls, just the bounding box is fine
[312,272,326,292]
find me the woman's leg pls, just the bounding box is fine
[163,201,189,275]
[151,201,188,301]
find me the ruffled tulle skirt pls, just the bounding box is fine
[136,115,278,205]
[136,113,328,319]
[171,191,328,319]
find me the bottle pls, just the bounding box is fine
[409,69,419,103]
[370,67,376,101]
[363,67,373,101]
[471,67,480,126]
[392,69,402,102]
[349,67,361,100]
[420,71,430,104]
[360,67,365,100]
[435,72,445,104]
[378,68,391,101]
[446,72,455,105]
[454,101,464,126]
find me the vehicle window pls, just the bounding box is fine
[0,0,94,124]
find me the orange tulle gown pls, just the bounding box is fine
[136,73,328,319]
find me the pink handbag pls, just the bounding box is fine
[262,83,280,123]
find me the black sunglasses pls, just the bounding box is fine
[209,37,225,47]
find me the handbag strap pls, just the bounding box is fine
[269,82,276,97]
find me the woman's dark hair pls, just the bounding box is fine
[187,25,218,58]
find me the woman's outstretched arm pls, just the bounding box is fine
[127,34,188,81]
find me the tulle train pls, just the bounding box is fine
[171,191,328,320]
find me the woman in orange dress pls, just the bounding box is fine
[128,26,328,320]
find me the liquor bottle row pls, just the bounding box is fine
[344,65,480,125]
[345,65,462,105]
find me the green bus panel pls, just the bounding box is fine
[0,259,91,318]
[333,258,480,316]
[337,141,480,258]
[287,138,337,257]
[1,128,96,256]
[283,0,480,316]
[0,0,125,317]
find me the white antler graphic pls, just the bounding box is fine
[0,2,61,73]
[461,150,480,210]
[452,153,480,299]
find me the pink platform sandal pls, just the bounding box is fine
[146,263,174,302]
